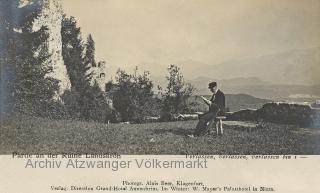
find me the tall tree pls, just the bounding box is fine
[61,16,112,122]
[1,0,59,114]
[61,16,92,93]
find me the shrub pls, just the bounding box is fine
[161,64,195,115]
[112,68,157,123]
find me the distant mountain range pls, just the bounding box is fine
[188,94,271,112]
[149,47,320,101]
[105,47,320,101]
[178,47,320,85]
[187,76,320,101]
[150,75,320,101]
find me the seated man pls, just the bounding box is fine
[190,81,225,137]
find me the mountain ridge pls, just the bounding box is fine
[177,47,320,85]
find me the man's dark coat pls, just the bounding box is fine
[209,89,225,114]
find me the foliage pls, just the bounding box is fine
[81,81,115,122]
[112,67,158,123]
[60,89,82,119]
[160,64,195,119]
[61,16,113,122]
[0,0,59,115]
[61,16,92,93]
[84,34,97,67]
[61,81,115,123]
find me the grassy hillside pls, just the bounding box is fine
[1,114,319,154]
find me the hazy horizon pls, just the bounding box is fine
[63,0,320,84]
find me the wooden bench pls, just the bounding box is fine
[206,116,226,135]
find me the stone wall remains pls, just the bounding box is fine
[32,0,71,95]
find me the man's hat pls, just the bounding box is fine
[208,82,217,88]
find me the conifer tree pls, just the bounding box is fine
[84,34,97,68]
[1,0,59,114]
[61,16,92,93]
[61,16,112,122]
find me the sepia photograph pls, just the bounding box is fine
[1,0,320,156]
[2,1,320,193]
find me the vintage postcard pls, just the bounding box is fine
[1,0,320,192]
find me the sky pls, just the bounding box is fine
[62,0,320,75]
